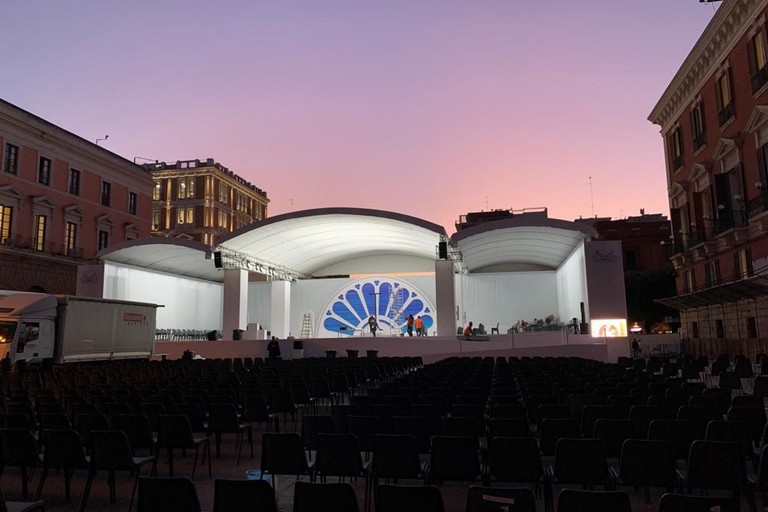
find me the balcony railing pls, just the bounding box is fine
[747,190,768,218]
[752,65,768,93]
[0,231,94,260]
[714,210,746,234]
[718,103,735,126]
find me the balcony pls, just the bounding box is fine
[714,210,746,234]
[0,231,94,260]
[747,190,768,219]
[752,65,768,93]
[718,103,735,127]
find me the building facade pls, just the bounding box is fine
[149,159,268,247]
[0,99,153,293]
[649,0,768,357]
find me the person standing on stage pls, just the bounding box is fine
[368,316,380,337]
[406,314,414,336]
[415,316,424,336]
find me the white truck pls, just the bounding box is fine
[0,292,160,364]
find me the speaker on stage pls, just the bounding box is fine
[213,251,223,269]
[438,241,448,259]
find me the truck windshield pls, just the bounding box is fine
[0,321,17,344]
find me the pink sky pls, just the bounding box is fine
[0,1,719,234]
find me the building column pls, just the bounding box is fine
[270,280,291,338]
[435,260,456,337]
[223,269,248,339]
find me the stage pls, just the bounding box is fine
[153,332,681,365]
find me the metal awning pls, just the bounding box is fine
[656,274,768,309]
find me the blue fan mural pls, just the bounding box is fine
[320,277,435,336]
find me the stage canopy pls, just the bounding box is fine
[98,208,597,279]
[451,217,597,272]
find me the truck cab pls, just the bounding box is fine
[0,293,57,364]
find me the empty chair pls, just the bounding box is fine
[393,416,431,454]
[293,481,359,512]
[38,428,90,502]
[208,403,253,464]
[549,438,610,492]
[80,430,157,512]
[0,427,44,500]
[580,405,615,437]
[370,434,427,511]
[240,393,278,433]
[137,476,201,512]
[647,419,694,460]
[556,489,630,512]
[347,415,380,459]
[592,419,635,459]
[486,417,530,444]
[538,419,580,456]
[428,436,481,484]
[376,484,445,512]
[157,414,211,479]
[486,436,550,511]
[657,493,740,512]
[212,478,277,512]
[466,486,536,512]
[611,439,676,503]
[315,433,370,488]
[260,433,314,489]
[682,440,745,508]
[301,415,335,459]
[628,405,674,438]
[117,414,157,457]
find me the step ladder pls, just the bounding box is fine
[300,311,313,338]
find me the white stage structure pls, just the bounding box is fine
[77,208,628,359]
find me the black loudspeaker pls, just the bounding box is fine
[213,251,223,269]
[438,241,448,259]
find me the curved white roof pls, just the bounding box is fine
[219,208,447,276]
[98,239,220,281]
[451,218,597,272]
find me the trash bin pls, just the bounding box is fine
[366,350,378,359]
[346,349,359,358]
[326,350,337,358]
[232,329,244,340]
[293,340,304,359]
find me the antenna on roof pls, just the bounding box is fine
[96,135,109,146]
[589,176,595,217]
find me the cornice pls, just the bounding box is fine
[648,0,768,132]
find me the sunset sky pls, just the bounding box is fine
[0,1,719,233]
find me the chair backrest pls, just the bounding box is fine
[657,492,739,512]
[618,439,676,487]
[466,485,536,512]
[301,415,335,451]
[686,440,745,492]
[212,479,276,512]
[315,433,364,478]
[41,428,89,469]
[592,419,635,458]
[489,436,542,484]
[0,427,41,467]
[430,435,481,482]
[137,476,201,512]
[158,414,196,448]
[393,416,431,453]
[557,489,631,512]
[293,481,359,512]
[260,433,309,477]
[377,484,444,512]
[91,430,137,471]
[373,434,422,479]
[553,438,608,485]
[208,403,241,432]
[539,418,580,456]
[346,415,380,452]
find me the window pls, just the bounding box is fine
[128,192,137,215]
[177,209,185,224]
[669,126,684,171]
[749,28,768,92]
[33,214,46,252]
[218,182,229,203]
[153,181,161,200]
[3,143,18,174]
[716,69,735,126]
[68,169,81,195]
[684,269,696,293]
[38,157,51,185]
[186,207,194,224]
[715,319,725,339]
[747,316,758,338]
[97,230,109,251]
[734,248,753,279]
[177,177,196,199]
[218,211,227,229]
[152,210,160,230]
[692,321,699,339]
[705,260,720,287]
[624,250,637,271]
[101,181,111,207]
[65,221,77,254]
[0,204,12,244]
[690,101,706,150]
